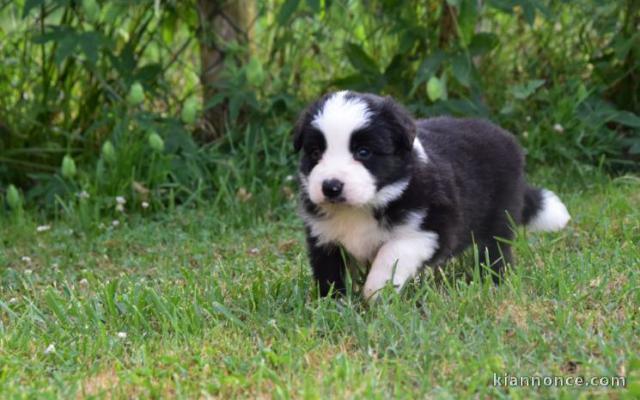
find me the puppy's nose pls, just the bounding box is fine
[322,179,344,200]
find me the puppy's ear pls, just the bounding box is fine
[292,120,304,153]
[381,96,416,151]
[292,107,311,153]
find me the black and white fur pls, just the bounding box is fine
[293,91,570,301]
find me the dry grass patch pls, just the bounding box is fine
[78,368,119,399]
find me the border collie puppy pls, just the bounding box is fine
[293,91,570,301]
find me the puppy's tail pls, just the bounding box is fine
[522,186,570,232]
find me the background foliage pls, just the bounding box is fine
[1,0,638,221]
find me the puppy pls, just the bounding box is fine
[293,91,570,301]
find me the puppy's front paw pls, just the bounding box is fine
[363,275,398,303]
[362,282,383,303]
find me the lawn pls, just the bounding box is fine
[1,168,639,399]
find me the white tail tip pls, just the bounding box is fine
[527,189,571,232]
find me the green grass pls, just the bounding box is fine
[1,169,639,399]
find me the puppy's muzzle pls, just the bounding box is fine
[322,179,345,203]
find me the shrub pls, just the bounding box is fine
[0,0,638,219]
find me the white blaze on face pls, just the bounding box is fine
[308,92,377,206]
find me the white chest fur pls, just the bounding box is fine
[305,207,389,263]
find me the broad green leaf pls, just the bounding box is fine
[127,82,145,106]
[452,53,471,87]
[61,155,77,178]
[101,141,116,163]
[6,184,22,210]
[54,37,77,65]
[440,98,489,117]
[411,51,446,96]
[384,55,406,84]
[114,43,137,79]
[427,76,445,101]
[246,57,265,86]
[613,111,640,128]
[162,13,178,44]
[82,0,100,22]
[228,95,242,122]
[469,33,499,56]
[500,102,515,115]
[399,29,418,54]
[103,2,129,24]
[78,32,108,65]
[615,32,640,61]
[32,26,75,45]
[181,97,200,125]
[204,93,227,111]
[135,64,163,85]
[511,79,545,100]
[148,132,165,152]
[354,24,367,43]
[22,0,44,18]
[305,0,321,12]
[629,141,640,155]
[345,43,379,76]
[458,0,478,46]
[277,0,300,25]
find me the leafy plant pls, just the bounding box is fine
[0,0,638,219]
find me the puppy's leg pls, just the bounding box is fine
[363,232,439,302]
[307,236,346,297]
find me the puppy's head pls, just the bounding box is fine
[294,91,417,209]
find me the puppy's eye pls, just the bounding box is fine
[354,147,372,160]
[309,149,322,161]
